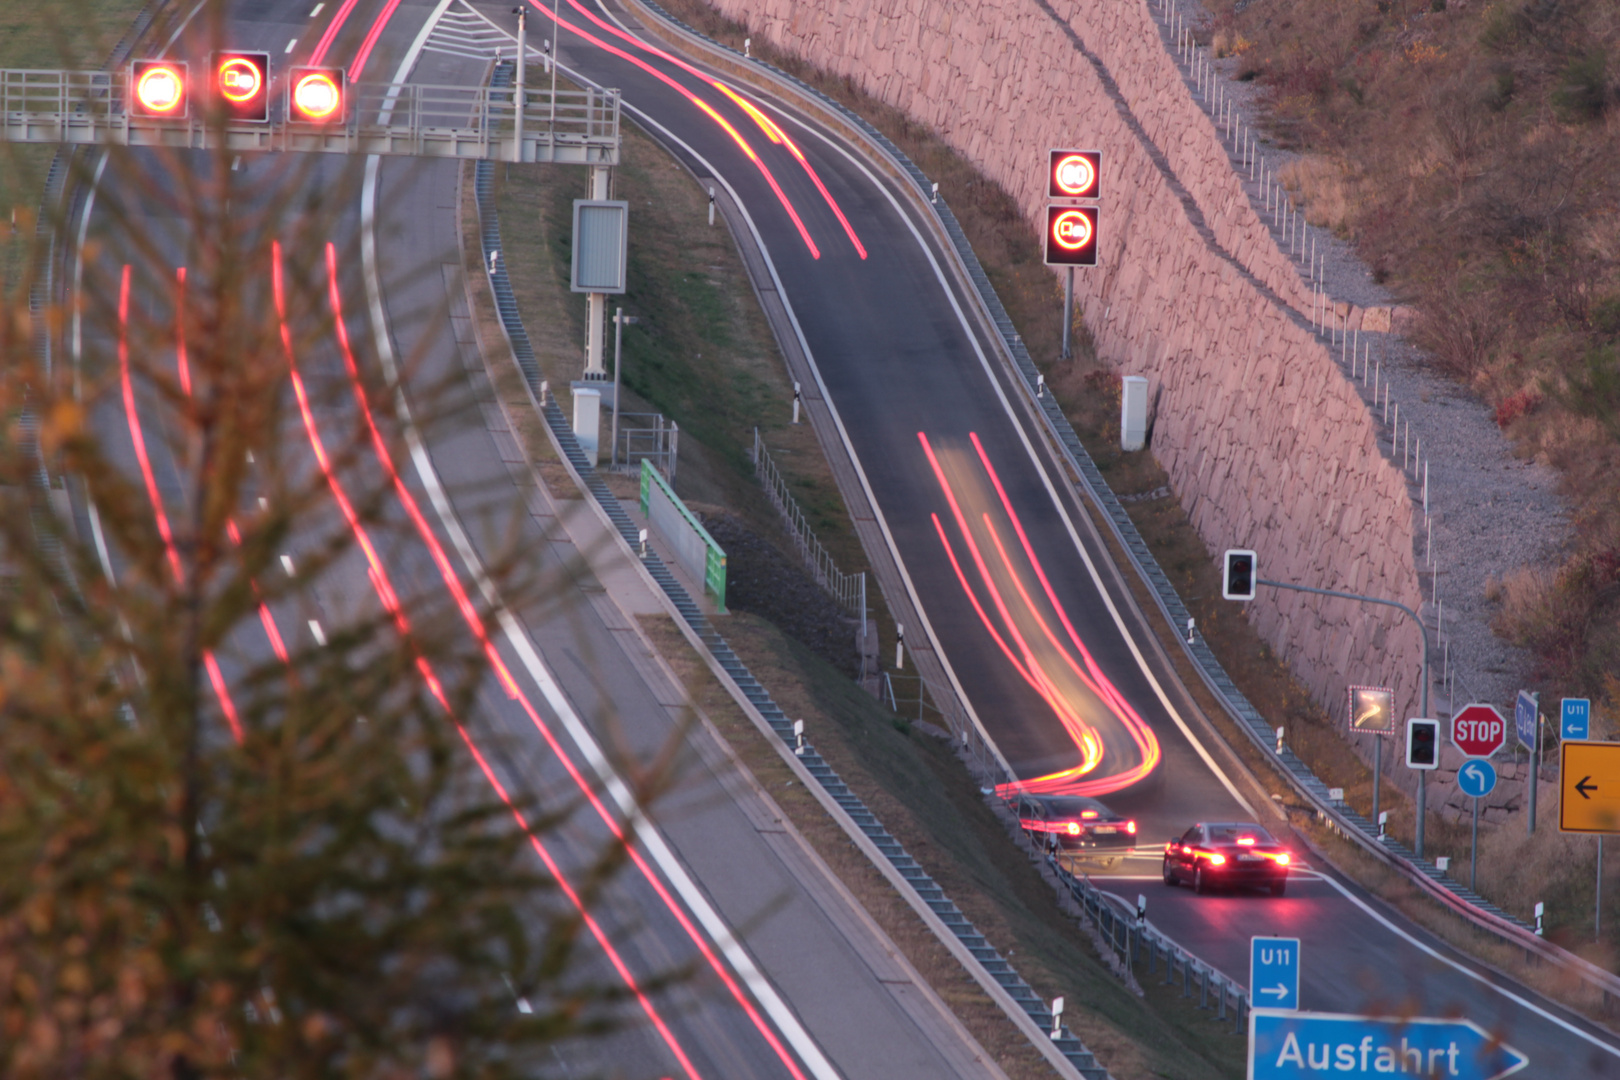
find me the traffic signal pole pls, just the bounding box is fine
[1256,578,1431,856]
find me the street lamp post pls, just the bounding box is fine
[1256,578,1431,857]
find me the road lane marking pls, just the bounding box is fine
[766,97,1256,816]
[308,619,327,645]
[309,2,324,15]
[285,37,298,53]
[280,554,296,576]
[358,12,842,1079]
[1289,869,1620,1057]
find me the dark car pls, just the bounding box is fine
[1163,822,1292,896]
[1015,794,1137,856]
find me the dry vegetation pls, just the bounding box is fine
[1213,0,1620,712]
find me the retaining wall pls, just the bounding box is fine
[712,0,1428,755]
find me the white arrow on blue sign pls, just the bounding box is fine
[1250,936,1300,1012]
[1514,690,1537,752]
[1563,698,1591,741]
[1249,1009,1528,1080]
[1458,758,1497,799]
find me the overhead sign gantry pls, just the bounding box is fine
[0,60,619,164]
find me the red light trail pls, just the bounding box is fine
[918,431,1161,798]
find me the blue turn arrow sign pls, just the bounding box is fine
[1249,1009,1528,1079]
[1459,758,1497,799]
[1250,936,1300,1011]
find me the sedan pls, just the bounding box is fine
[1015,794,1137,858]
[1163,822,1291,896]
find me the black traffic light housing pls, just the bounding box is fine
[1048,149,1101,200]
[1044,205,1098,267]
[1407,718,1440,770]
[287,67,347,123]
[1221,549,1257,601]
[130,59,189,119]
[214,51,270,123]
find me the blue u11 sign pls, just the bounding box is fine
[1249,1009,1527,1080]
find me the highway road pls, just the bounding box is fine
[508,0,1620,1073]
[62,0,1620,1073]
[68,0,1012,1077]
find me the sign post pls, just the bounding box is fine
[1515,691,1538,833]
[1248,1010,1528,1079]
[1046,148,1100,356]
[1457,759,1497,890]
[1349,686,1395,829]
[1249,937,1300,1012]
[1561,738,1620,940]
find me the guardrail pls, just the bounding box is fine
[0,68,620,163]
[1048,852,1249,1032]
[621,0,1620,1011]
[752,428,865,622]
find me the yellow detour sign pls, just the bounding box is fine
[1560,741,1620,834]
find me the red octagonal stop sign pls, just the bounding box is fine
[1452,703,1507,758]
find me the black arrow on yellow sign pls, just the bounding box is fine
[1577,776,1598,799]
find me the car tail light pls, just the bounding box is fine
[1067,822,1080,835]
[1207,852,1226,866]
[1237,836,1256,846]
[1277,852,1291,866]
[1081,810,1098,819]
[1126,820,1136,834]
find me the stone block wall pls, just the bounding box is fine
[712,0,1429,740]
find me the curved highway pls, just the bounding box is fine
[70,0,1009,1077]
[71,0,1620,1073]
[516,0,1620,1073]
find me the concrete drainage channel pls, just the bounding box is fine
[616,0,1620,1002]
[474,63,1111,1080]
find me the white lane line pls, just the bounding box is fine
[1290,869,1620,1057]
[308,619,327,646]
[309,2,324,16]
[280,554,296,577]
[285,37,298,53]
[259,496,269,510]
[359,14,843,1080]
[755,88,1255,815]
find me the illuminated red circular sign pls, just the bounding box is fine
[1044,204,1098,266]
[1048,148,1100,200]
[1052,208,1093,250]
[217,57,262,103]
[1452,703,1506,758]
[293,72,342,120]
[135,63,185,114]
[1054,154,1096,197]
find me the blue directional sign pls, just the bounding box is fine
[1249,1009,1528,1080]
[1515,690,1537,752]
[1458,758,1498,799]
[1249,937,1300,1012]
[1563,698,1591,741]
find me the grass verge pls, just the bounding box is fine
[637,0,1620,1022]
[476,85,1256,1079]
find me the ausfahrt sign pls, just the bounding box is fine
[1452,703,1507,759]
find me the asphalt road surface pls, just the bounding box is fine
[521,0,1620,1073]
[69,0,1012,1077]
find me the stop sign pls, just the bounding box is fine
[1452,703,1507,758]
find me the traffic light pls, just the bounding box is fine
[288,67,346,123]
[214,51,270,122]
[131,59,188,119]
[1221,549,1257,601]
[1049,149,1100,200]
[1406,718,1440,770]
[1044,205,1098,267]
